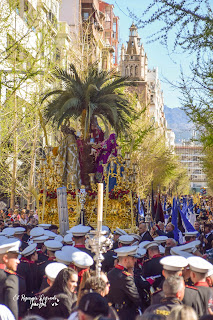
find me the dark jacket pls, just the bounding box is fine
[140,231,153,242]
[151,285,203,317]
[31,292,76,319]
[0,269,19,320]
[142,255,163,290]
[107,265,141,320]
[144,296,182,317]
[195,281,213,315]
[17,259,39,295]
[156,229,174,238]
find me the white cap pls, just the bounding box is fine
[176,240,200,253]
[159,245,165,255]
[102,226,110,232]
[32,235,49,243]
[160,255,188,271]
[136,247,146,258]
[14,227,25,235]
[38,224,51,229]
[2,228,15,237]
[30,227,44,238]
[64,233,74,244]
[138,241,151,248]
[118,235,134,245]
[184,231,198,237]
[0,239,21,254]
[207,268,213,277]
[55,251,72,265]
[154,236,168,243]
[129,234,142,242]
[0,236,7,244]
[21,243,37,257]
[54,235,64,242]
[62,245,80,255]
[70,225,91,237]
[187,256,213,273]
[71,251,93,268]
[43,230,57,239]
[114,227,127,236]
[170,247,194,258]
[114,245,138,257]
[44,240,63,251]
[45,262,67,281]
[144,241,159,250]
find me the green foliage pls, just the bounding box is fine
[42,64,136,138]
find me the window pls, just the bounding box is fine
[105,8,111,22]
[83,12,89,20]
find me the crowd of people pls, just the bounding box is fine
[0,204,212,320]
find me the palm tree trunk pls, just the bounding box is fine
[27,116,39,209]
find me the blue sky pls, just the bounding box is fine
[109,0,194,109]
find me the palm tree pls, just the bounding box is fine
[42,64,135,138]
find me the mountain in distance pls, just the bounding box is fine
[164,106,195,143]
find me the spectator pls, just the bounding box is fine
[77,293,109,320]
[167,305,198,320]
[143,276,185,317]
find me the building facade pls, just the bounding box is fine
[175,144,207,192]
[59,0,119,71]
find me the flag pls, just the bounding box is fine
[163,196,167,211]
[171,197,180,242]
[138,197,144,217]
[156,194,164,223]
[179,206,196,232]
[151,185,156,219]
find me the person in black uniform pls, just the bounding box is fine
[151,255,203,317]
[17,243,39,296]
[0,239,21,320]
[13,227,28,251]
[71,225,94,257]
[37,240,62,290]
[144,276,185,317]
[188,256,213,315]
[107,245,141,320]
[142,242,163,290]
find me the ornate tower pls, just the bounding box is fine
[120,23,148,81]
[120,23,148,105]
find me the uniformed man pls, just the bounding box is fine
[142,242,163,290]
[17,243,39,295]
[112,227,127,249]
[37,240,63,289]
[32,235,49,262]
[107,245,141,320]
[151,255,203,317]
[144,276,185,316]
[13,227,28,251]
[187,256,213,314]
[0,239,21,320]
[70,225,93,257]
[118,235,135,247]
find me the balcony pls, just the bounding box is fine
[81,0,99,13]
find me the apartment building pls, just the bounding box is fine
[175,144,207,192]
[59,0,119,71]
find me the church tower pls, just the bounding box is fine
[120,23,148,105]
[120,23,148,81]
